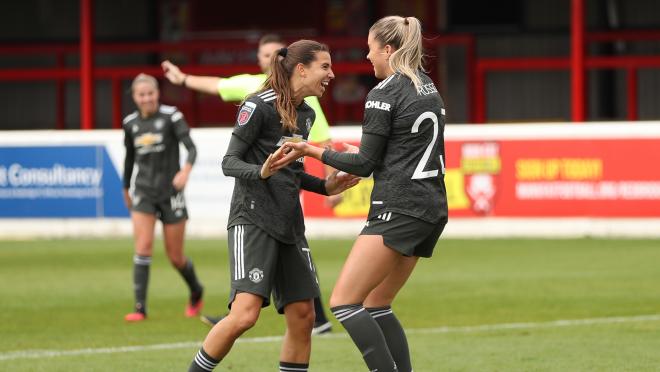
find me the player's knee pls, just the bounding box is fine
[167,254,186,268]
[292,313,315,334]
[135,243,153,256]
[328,293,347,309]
[286,302,315,330]
[299,307,316,329]
[233,318,257,334]
[231,310,259,332]
[364,293,396,308]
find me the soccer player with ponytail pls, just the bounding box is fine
[273,16,448,372]
[188,40,358,372]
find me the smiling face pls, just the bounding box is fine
[132,81,159,117]
[258,41,286,74]
[298,51,334,99]
[367,32,394,80]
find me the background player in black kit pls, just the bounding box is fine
[122,73,204,322]
[273,16,448,372]
[188,40,359,372]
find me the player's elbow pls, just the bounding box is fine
[220,155,233,176]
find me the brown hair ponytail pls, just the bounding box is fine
[258,40,329,132]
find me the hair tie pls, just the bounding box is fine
[404,17,410,25]
[278,47,288,58]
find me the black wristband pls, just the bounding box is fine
[182,74,188,87]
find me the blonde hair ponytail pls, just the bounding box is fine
[369,16,425,91]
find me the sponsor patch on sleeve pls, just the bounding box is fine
[237,101,257,126]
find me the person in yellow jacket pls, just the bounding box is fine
[162,34,334,335]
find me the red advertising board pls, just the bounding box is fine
[303,135,660,218]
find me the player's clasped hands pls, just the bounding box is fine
[259,144,295,179]
[269,141,360,172]
[268,140,356,169]
[263,142,361,195]
[269,141,308,172]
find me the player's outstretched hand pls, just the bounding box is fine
[161,60,185,85]
[325,170,360,195]
[340,142,360,154]
[270,142,307,173]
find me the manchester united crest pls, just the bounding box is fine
[249,267,264,283]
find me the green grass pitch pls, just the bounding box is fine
[1,238,659,371]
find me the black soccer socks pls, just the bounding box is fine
[367,306,411,372]
[177,258,204,302]
[188,348,220,371]
[332,304,398,371]
[279,361,309,371]
[132,255,151,314]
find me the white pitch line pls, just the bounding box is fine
[1,314,659,362]
[409,314,660,334]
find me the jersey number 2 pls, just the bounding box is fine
[411,111,444,179]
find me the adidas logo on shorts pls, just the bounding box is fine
[376,212,392,221]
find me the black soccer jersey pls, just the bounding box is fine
[223,89,318,244]
[122,104,196,201]
[361,72,448,224]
